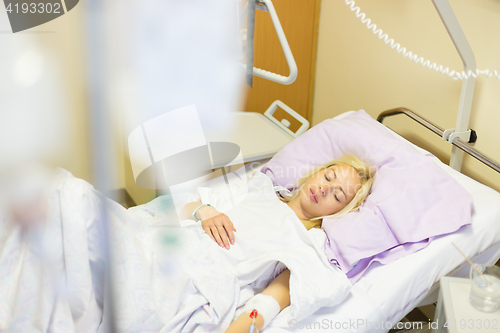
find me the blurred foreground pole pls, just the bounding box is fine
[84,0,117,332]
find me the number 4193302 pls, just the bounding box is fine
[444,319,499,330]
[6,2,62,14]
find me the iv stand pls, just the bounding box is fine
[431,0,477,172]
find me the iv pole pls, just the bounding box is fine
[432,0,477,172]
[84,0,117,331]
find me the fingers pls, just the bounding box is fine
[203,225,217,243]
[216,225,230,249]
[224,220,235,246]
[211,225,226,248]
[201,213,236,249]
[220,215,236,248]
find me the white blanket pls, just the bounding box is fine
[0,169,350,332]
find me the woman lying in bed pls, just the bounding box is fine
[1,155,373,332]
[180,155,374,333]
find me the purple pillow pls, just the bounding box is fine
[262,110,473,278]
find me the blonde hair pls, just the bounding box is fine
[282,155,375,230]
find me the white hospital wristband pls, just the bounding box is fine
[243,294,281,328]
[191,203,213,222]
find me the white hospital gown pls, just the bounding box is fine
[133,170,352,332]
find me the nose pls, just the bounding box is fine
[320,183,335,196]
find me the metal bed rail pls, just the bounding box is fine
[377,107,500,174]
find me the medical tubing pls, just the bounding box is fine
[344,0,500,80]
[243,294,281,329]
[249,310,258,333]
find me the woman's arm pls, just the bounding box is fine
[180,201,236,249]
[225,269,291,333]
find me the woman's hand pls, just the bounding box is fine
[198,206,236,249]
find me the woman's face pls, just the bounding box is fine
[298,164,362,219]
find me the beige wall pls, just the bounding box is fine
[26,3,126,190]
[13,0,499,201]
[313,0,500,193]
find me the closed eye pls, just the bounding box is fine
[326,172,340,202]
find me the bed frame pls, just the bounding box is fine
[377,107,500,175]
[378,107,500,310]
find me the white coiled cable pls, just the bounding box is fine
[345,0,500,80]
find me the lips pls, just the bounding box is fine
[309,189,318,203]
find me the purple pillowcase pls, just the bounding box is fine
[261,110,473,281]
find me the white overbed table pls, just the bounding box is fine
[204,111,296,168]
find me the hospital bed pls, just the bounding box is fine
[128,107,500,333]
[196,107,500,333]
[77,0,499,330]
[256,109,500,333]
[4,107,499,333]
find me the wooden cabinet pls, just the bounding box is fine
[243,0,321,124]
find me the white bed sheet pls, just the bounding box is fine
[123,111,500,333]
[1,166,350,332]
[261,111,500,333]
[146,145,500,332]
[3,114,498,333]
